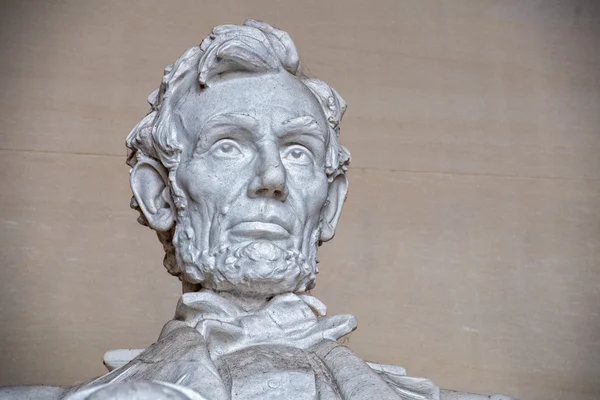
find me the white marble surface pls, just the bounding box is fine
[0,20,515,400]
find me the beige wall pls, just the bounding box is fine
[1,1,599,399]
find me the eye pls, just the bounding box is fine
[282,145,312,164]
[211,139,243,157]
[290,149,304,159]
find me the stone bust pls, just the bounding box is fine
[0,20,513,400]
[125,19,350,298]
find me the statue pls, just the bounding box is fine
[0,20,514,400]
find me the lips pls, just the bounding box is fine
[228,211,293,240]
[229,221,290,240]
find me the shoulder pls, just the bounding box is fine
[0,385,66,400]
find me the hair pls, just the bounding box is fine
[126,20,351,279]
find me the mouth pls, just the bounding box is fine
[229,221,290,240]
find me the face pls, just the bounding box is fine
[171,72,334,295]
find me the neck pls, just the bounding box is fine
[210,289,272,312]
[183,284,292,312]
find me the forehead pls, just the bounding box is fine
[175,72,327,140]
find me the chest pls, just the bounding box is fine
[216,345,342,400]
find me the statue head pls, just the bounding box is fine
[126,20,350,297]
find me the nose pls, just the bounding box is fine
[248,144,288,201]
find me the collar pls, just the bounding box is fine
[170,290,357,358]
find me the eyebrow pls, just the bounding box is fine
[198,113,259,146]
[279,116,325,142]
[202,113,259,132]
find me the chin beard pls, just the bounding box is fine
[173,219,318,296]
[200,240,316,296]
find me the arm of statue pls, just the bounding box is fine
[62,320,230,400]
[311,340,439,400]
[0,385,67,400]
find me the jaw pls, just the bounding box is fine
[188,239,316,297]
[175,205,323,296]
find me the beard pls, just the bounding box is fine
[172,212,319,296]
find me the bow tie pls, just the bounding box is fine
[169,290,357,358]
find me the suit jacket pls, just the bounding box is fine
[63,291,439,400]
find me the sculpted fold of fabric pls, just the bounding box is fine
[172,291,357,356]
[62,324,229,399]
[65,292,439,400]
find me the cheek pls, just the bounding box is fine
[176,159,250,204]
[287,169,329,216]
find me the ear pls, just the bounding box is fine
[130,159,175,232]
[319,174,348,242]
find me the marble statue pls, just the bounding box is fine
[0,20,515,400]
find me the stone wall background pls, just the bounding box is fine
[0,1,599,399]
